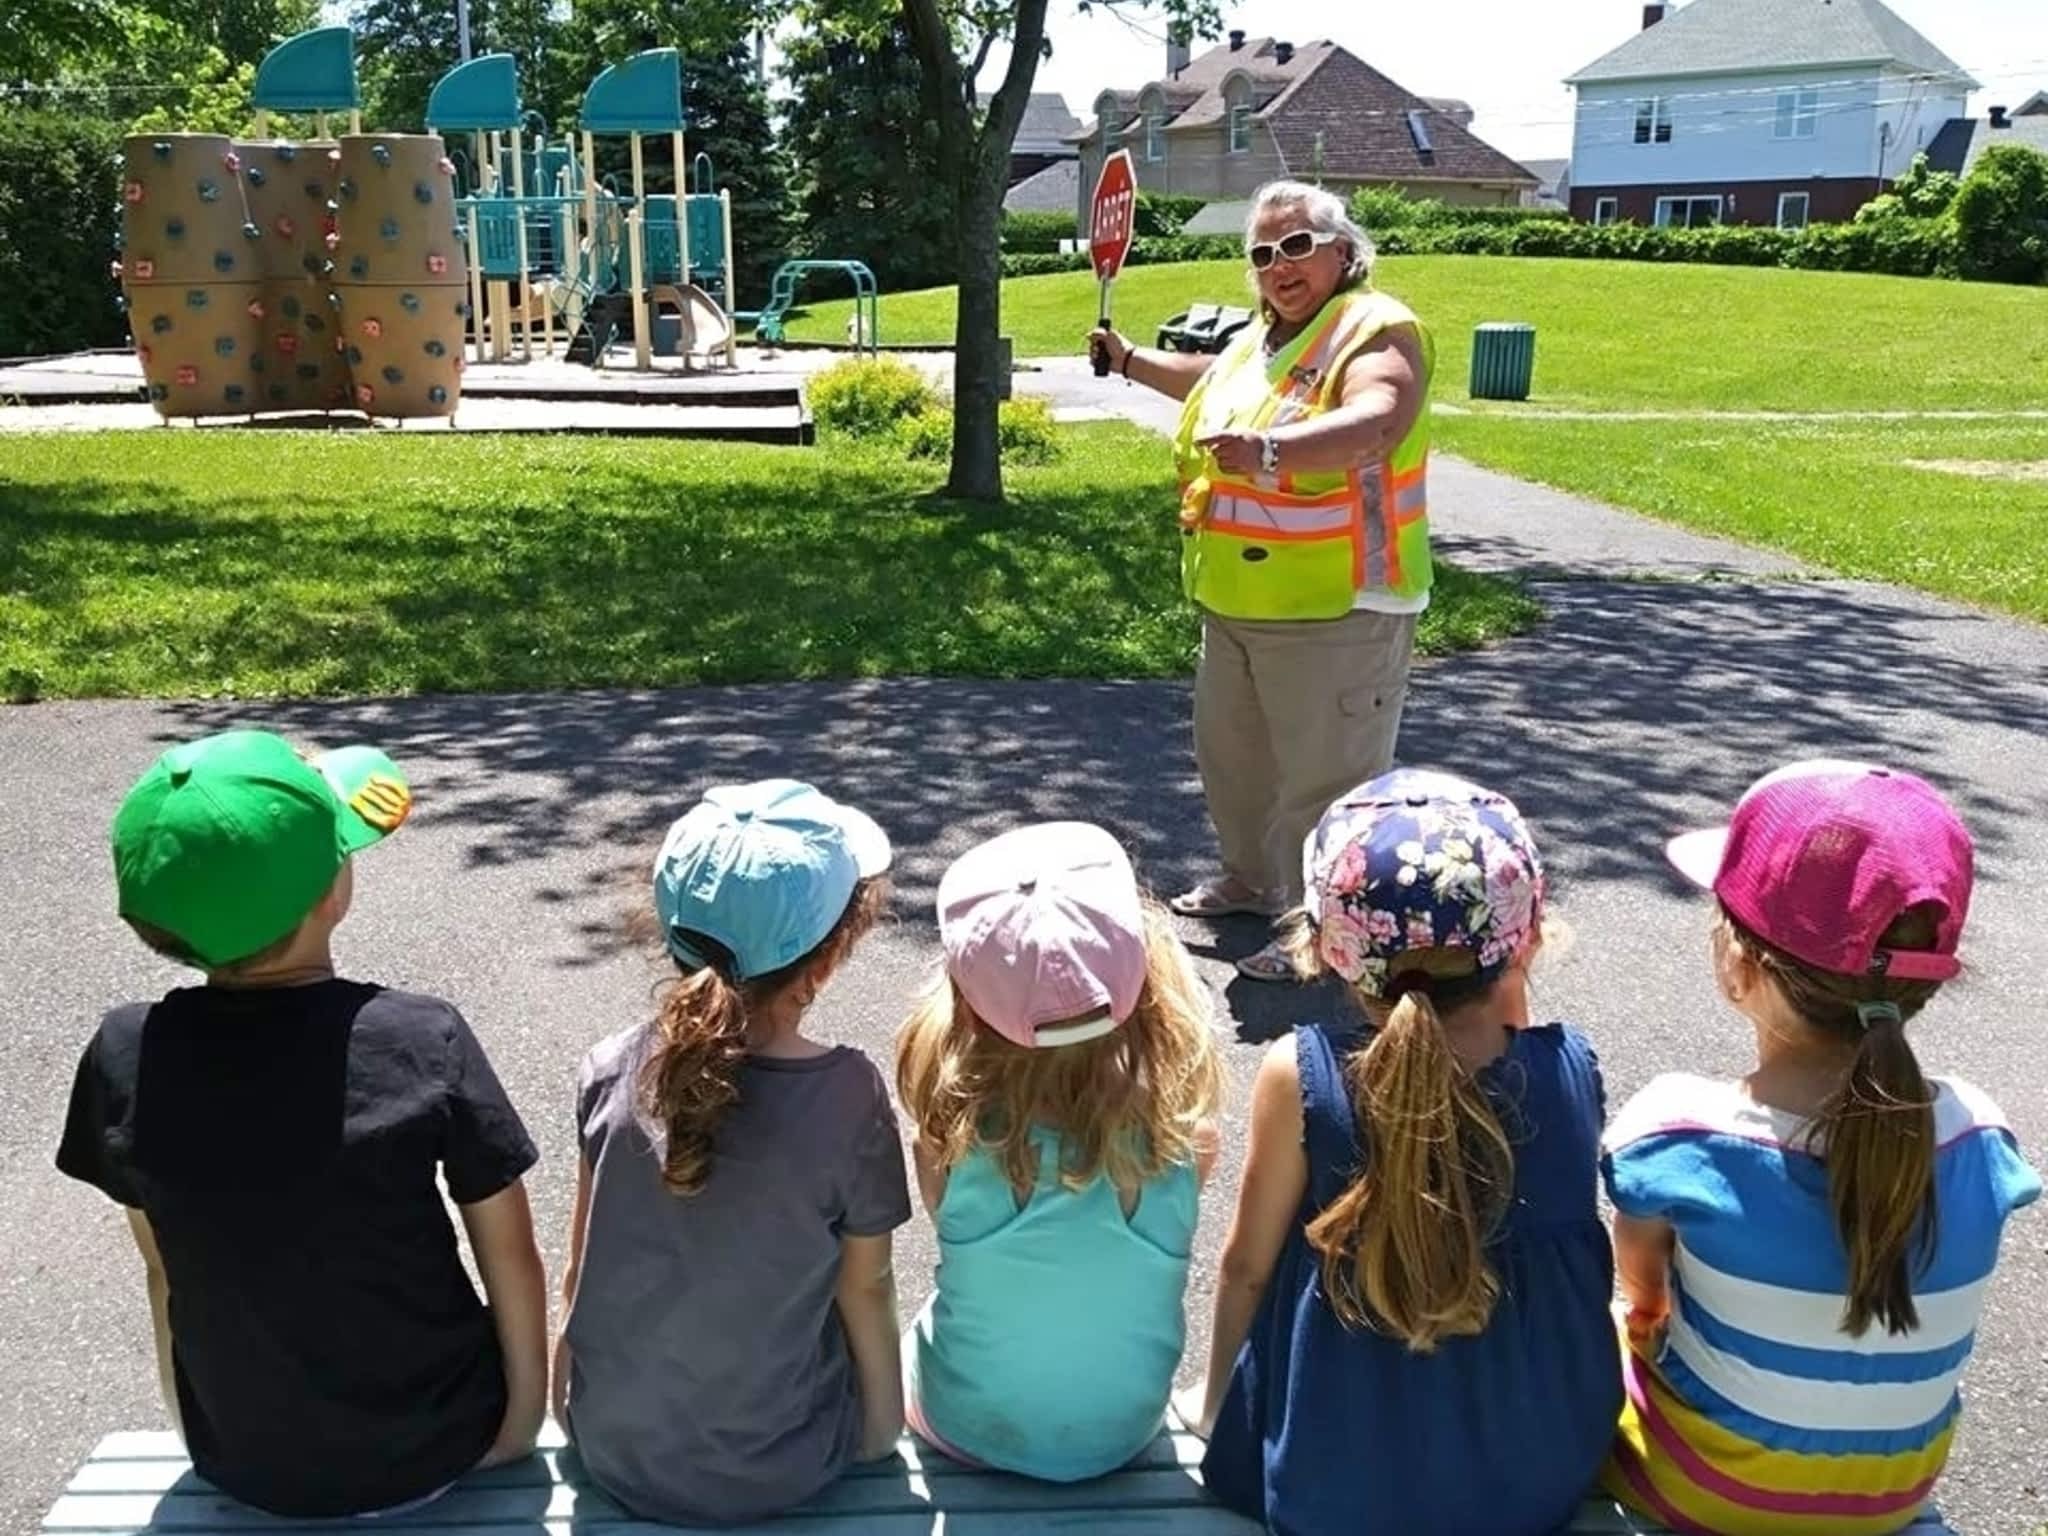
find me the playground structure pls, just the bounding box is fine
[111,23,883,425]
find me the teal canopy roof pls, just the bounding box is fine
[426,53,523,131]
[252,27,360,112]
[581,48,684,135]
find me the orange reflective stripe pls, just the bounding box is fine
[1348,470,1367,589]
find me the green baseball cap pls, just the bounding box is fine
[111,730,412,968]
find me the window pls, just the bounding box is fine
[1777,191,1811,229]
[1634,97,1672,144]
[1593,196,1620,225]
[1774,87,1820,139]
[1229,97,1252,154]
[1653,194,1722,227]
[1405,109,1434,154]
[1145,109,1165,163]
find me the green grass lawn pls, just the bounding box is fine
[0,425,1539,701]
[1435,414,2048,618]
[790,256,2048,413]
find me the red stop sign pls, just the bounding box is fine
[1089,149,1137,284]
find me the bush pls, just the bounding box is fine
[1002,210,1077,254]
[897,397,1062,464]
[1950,142,2048,284]
[1135,191,1207,237]
[1349,186,1568,234]
[807,356,938,436]
[0,109,124,356]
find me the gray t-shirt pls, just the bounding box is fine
[563,1025,912,1525]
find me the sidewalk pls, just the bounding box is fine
[3,379,2045,1535]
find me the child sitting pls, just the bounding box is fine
[555,779,910,1525]
[1604,760,2041,1534]
[897,821,1223,1480]
[1186,769,1621,1536]
[58,730,547,1517]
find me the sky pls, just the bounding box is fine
[973,0,2048,160]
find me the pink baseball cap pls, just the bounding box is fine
[938,822,1148,1048]
[1666,760,1973,982]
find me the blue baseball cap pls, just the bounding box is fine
[652,779,892,980]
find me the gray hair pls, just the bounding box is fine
[1244,180,1375,286]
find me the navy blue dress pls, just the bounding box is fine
[1203,1021,1621,1536]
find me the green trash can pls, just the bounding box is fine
[1469,322,1537,402]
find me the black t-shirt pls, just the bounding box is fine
[56,979,539,1516]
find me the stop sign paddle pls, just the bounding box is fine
[1089,148,1137,376]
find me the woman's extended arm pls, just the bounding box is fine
[1088,327,1215,402]
[1199,325,1427,479]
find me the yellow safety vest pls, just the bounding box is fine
[1173,288,1434,621]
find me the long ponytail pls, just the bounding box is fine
[1302,954,1515,1353]
[635,877,889,1197]
[1723,907,1942,1336]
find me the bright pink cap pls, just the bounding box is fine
[938,822,1148,1049]
[1666,760,1973,982]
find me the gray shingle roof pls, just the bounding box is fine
[1003,159,1080,213]
[1925,116,2048,178]
[1567,0,1975,87]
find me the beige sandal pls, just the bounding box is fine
[1170,878,1283,919]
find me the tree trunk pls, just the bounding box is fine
[945,165,1009,502]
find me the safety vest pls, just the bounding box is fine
[1173,288,1434,621]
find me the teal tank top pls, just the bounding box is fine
[908,1127,1198,1482]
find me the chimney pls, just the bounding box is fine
[1989,103,2011,128]
[1166,26,1191,79]
[1275,40,1295,65]
[1229,29,1246,51]
[1642,2,1668,28]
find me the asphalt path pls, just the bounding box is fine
[3,437,2044,1534]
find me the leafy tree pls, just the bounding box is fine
[780,20,953,291]
[1950,142,2048,284]
[801,0,1220,501]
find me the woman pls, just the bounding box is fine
[1089,180,1436,982]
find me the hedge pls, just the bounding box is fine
[1001,209,1077,254]
[0,109,124,356]
[1001,233,1243,278]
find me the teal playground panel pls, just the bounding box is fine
[641,195,729,294]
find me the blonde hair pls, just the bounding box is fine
[1281,916,1517,1352]
[896,899,1222,1196]
[636,878,889,1197]
[1719,905,1943,1336]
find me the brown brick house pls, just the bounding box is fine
[1068,33,1535,224]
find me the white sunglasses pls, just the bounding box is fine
[1248,229,1341,270]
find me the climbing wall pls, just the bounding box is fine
[328,134,468,419]
[117,131,467,422]
[236,139,352,412]
[117,134,266,418]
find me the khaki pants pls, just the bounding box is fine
[1193,606,1418,904]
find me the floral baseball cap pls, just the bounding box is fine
[1303,768,1546,993]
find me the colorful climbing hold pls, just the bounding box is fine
[379,216,400,241]
[381,365,403,384]
[123,181,145,204]
[222,150,241,172]
[212,251,235,272]
[274,215,295,239]
[428,385,448,405]
[185,289,209,308]
[151,141,172,160]
[400,292,421,313]
[346,345,364,365]
[247,299,266,319]
[225,383,245,403]
[247,166,266,187]
[349,256,368,279]
[149,382,169,401]
[132,259,155,280]
[355,383,376,407]
[338,178,357,201]
[241,222,261,241]
[197,179,219,202]
[150,314,171,334]
[277,144,296,162]
[454,299,471,318]
[109,259,124,280]
[371,143,392,166]
[361,318,383,340]
[165,217,185,240]
[424,339,445,357]
[413,182,434,204]
[214,336,236,356]
[175,364,199,386]
[438,157,455,176]
[427,254,449,275]
[276,332,299,355]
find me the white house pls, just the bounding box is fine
[1566,0,1974,228]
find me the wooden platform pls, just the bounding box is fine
[39,1427,1955,1535]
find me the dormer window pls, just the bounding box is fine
[1227,80,1253,154]
[1141,88,1167,162]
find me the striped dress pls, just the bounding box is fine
[1601,1073,2039,1535]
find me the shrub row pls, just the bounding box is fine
[806,356,1060,463]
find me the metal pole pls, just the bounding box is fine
[456,0,473,62]
[629,134,650,371]
[511,133,531,361]
[720,188,736,368]
[465,205,487,366]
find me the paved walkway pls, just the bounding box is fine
[3,385,2045,1535]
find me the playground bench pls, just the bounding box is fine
[37,1426,1958,1534]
